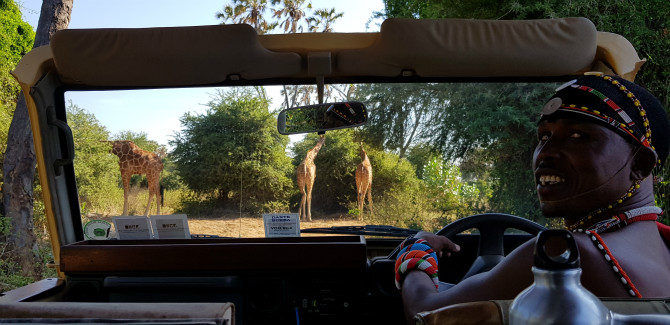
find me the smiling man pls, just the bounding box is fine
[398,74,670,323]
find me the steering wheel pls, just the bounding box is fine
[435,213,546,281]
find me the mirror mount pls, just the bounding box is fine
[308,52,331,104]
[317,75,324,104]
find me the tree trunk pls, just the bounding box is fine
[1,0,73,280]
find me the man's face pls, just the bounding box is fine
[532,118,636,219]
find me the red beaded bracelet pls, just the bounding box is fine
[394,238,440,290]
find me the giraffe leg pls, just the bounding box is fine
[357,187,364,217]
[355,172,365,218]
[306,192,312,222]
[156,184,161,215]
[122,174,130,216]
[358,182,368,218]
[366,183,373,217]
[144,191,153,217]
[146,173,160,216]
[298,178,306,220]
[300,194,307,220]
[305,179,314,222]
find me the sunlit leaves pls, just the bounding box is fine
[170,88,293,212]
[66,102,118,214]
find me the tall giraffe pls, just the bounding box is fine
[355,142,373,217]
[296,135,326,221]
[110,140,163,216]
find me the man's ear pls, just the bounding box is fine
[631,146,658,180]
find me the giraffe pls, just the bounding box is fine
[109,140,163,216]
[296,135,326,221]
[355,142,373,217]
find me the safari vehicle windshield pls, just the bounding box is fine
[64,81,557,240]
[5,16,668,325]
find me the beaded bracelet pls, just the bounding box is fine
[394,238,440,290]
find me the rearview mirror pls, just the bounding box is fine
[277,101,368,135]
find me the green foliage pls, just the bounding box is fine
[356,83,452,158]
[0,235,56,292]
[359,147,428,227]
[0,0,35,186]
[369,147,420,198]
[170,88,293,214]
[66,102,119,216]
[375,0,506,20]
[358,82,554,222]
[112,130,161,153]
[434,83,555,222]
[289,132,454,229]
[422,156,486,216]
[405,143,439,179]
[0,0,34,65]
[159,158,183,191]
[0,258,35,292]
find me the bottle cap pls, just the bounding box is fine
[534,229,580,270]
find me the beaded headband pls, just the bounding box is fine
[541,73,669,170]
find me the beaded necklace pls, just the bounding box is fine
[570,206,662,234]
[571,206,663,298]
[566,179,641,231]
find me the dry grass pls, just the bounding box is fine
[87,188,368,238]
[88,209,366,238]
[188,214,366,238]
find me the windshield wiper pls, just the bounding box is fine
[301,225,418,237]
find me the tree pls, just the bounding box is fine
[2,0,73,279]
[216,0,276,34]
[307,8,344,33]
[374,0,507,20]
[356,81,555,222]
[271,0,310,33]
[65,102,118,216]
[0,0,34,185]
[170,88,293,213]
[356,83,453,159]
[112,130,161,154]
[421,156,484,217]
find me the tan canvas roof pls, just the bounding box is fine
[14,17,644,89]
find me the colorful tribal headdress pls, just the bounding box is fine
[539,74,670,170]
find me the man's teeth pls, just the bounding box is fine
[539,175,565,186]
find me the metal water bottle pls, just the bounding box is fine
[509,229,611,325]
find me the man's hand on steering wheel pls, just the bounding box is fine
[414,231,461,258]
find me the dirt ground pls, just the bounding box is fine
[184,214,366,238]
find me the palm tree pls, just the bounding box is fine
[272,0,310,33]
[307,8,344,33]
[216,0,277,34]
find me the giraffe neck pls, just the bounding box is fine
[304,137,325,163]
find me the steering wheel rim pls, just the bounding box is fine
[435,213,546,281]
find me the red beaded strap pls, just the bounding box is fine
[586,230,642,298]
